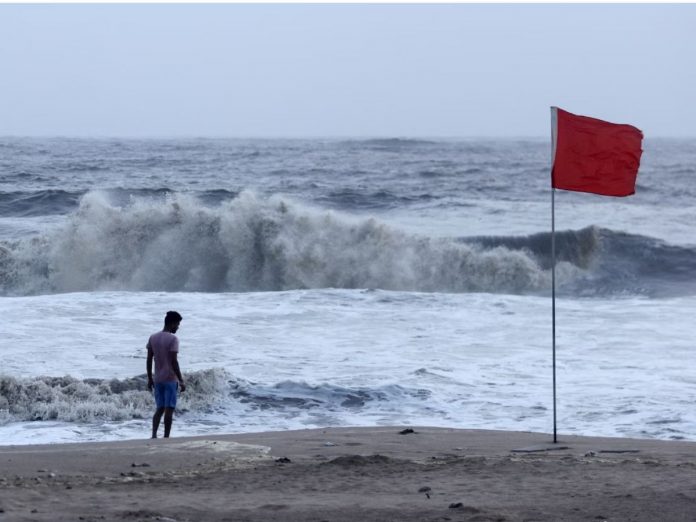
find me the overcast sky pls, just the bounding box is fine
[1,4,694,138]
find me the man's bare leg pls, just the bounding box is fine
[152,407,165,438]
[163,408,175,438]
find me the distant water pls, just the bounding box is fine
[1,137,695,444]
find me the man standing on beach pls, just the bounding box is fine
[146,311,186,438]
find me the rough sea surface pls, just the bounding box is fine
[1,137,695,444]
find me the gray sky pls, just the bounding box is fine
[1,4,694,138]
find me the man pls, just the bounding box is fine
[146,311,186,438]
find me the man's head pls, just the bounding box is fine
[164,310,182,333]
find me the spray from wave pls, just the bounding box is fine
[0,190,566,296]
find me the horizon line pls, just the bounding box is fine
[1,134,694,141]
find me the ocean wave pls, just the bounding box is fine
[0,190,560,296]
[230,380,431,410]
[340,138,439,149]
[0,190,84,217]
[0,369,431,424]
[316,188,435,210]
[0,188,243,218]
[0,369,230,424]
[1,190,693,297]
[467,227,696,297]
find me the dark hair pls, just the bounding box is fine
[164,310,183,326]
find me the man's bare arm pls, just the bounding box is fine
[146,343,154,391]
[171,352,186,392]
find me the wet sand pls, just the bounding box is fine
[1,427,695,521]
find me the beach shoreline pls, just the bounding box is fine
[1,426,695,521]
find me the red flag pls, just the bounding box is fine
[551,107,643,197]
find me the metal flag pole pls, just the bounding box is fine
[551,186,557,444]
[550,106,558,444]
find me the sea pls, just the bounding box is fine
[1,136,695,445]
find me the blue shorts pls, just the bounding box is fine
[154,381,178,409]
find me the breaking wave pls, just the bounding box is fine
[0,369,431,424]
[229,380,431,411]
[1,190,693,297]
[0,190,560,296]
[0,369,230,424]
[469,227,696,297]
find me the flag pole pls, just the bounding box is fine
[550,106,558,444]
[551,186,557,444]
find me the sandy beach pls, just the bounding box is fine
[1,427,695,522]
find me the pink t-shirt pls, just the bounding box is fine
[147,331,179,384]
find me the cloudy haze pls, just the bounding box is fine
[1,4,694,138]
